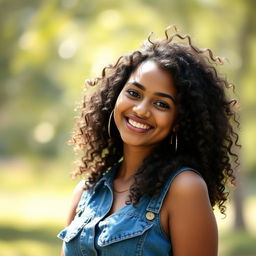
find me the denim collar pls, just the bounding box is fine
[93,161,121,192]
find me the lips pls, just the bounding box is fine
[128,118,151,129]
[125,116,153,133]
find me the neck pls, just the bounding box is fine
[117,144,156,180]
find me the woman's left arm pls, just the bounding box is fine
[167,171,218,256]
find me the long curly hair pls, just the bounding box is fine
[70,25,239,214]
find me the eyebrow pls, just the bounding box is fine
[128,81,176,104]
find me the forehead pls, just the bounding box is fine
[128,61,176,95]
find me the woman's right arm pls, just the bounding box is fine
[60,180,86,256]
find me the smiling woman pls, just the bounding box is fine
[58,26,239,256]
[114,60,177,148]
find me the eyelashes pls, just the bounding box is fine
[127,89,140,98]
[126,89,170,110]
[154,101,170,109]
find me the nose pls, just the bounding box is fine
[132,100,151,119]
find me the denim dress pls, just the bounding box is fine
[58,164,201,256]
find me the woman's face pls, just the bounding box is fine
[114,60,177,148]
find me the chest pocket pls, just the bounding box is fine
[96,212,154,247]
[57,189,94,243]
[58,211,94,243]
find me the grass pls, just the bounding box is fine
[220,231,256,256]
[0,222,62,256]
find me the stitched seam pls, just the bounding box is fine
[101,231,143,244]
[112,211,144,218]
[100,224,153,245]
[147,167,199,213]
[136,230,148,256]
[61,215,93,242]
[80,228,89,256]
[156,214,170,242]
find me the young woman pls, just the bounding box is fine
[58,26,239,256]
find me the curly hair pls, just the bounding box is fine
[70,25,239,214]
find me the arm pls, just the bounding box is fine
[60,180,85,256]
[65,180,85,225]
[167,171,218,256]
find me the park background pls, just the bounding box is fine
[0,0,255,255]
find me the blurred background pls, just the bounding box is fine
[0,0,255,255]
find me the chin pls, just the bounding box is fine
[121,136,157,148]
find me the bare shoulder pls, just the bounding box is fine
[169,170,208,200]
[164,170,218,256]
[165,170,213,218]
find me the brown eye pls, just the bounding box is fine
[126,89,140,98]
[154,101,170,109]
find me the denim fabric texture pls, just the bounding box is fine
[58,164,201,256]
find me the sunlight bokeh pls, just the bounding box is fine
[1,0,256,255]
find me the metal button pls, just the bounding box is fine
[76,208,82,216]
[146,211,155,220]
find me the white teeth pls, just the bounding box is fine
[128,118,150,129]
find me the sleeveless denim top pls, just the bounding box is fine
[58,164,201,256]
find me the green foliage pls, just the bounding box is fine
[0,0,255,167]
[220,231,256,256]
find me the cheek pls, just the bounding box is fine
[115,94,123,108]
[114,95,125,116]
[114,92,132,113]
[157,112,176,132]
[114,94,128,124]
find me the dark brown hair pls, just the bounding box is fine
[70,25,239,214]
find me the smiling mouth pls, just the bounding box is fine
[127,117,152,130]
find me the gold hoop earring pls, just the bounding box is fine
[175,133,178,153]
[170,132,178,153]
[108,110,114,138]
